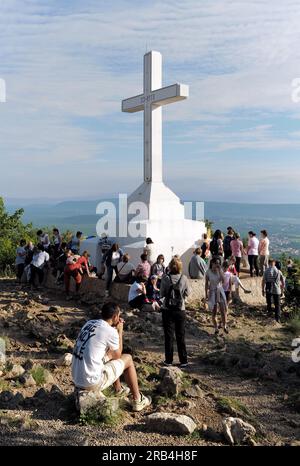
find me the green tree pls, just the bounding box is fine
[0,197,35,272]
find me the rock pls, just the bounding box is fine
[158,367,182,396]
[48,306,59,313]
[0,390,14,403]
[54,334,73,351]
[183,385,204,399]
[35,387,48,398]
[0,391,24,408]
[19,373,37,387]
[145,413,197,435]
[49,385,67,402]
[23,359,34,371]
[203,427,223,442]
[75,388,119,417]
[43,370,55,385]
[57,353,73,367]
[7,364,25,379]
[222,417,256,445]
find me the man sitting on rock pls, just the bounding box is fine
[71,302,152,413]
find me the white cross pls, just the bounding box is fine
[122,51,189,183]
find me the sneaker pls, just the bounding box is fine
[115,384,130,398]
[163,361,173,367]
[131,393,152,412]
[179,362,189,368]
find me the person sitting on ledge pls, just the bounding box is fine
[151,254,165,284]
[146,275,162,311]
[135,253,151,279]
[128,275,148,309]
[188,247,208,279]
[72,302,152,412]
[77,250,93,277]
[115,253,135,284]
[64,256,83,299]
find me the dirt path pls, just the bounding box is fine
[0,278,299,446]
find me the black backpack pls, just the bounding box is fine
[166,274,183,310]
[210,238,219,257]
[223,235,232,252]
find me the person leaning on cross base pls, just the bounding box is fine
[262,258,285,323]
[71,302,152,412]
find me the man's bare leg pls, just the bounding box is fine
[121,354,140,400]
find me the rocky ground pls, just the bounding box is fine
[0,277,299,446]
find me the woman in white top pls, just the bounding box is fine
[15,239,27,281]
[205,257,228,335]
[247,231,259,277]
[105,243,123,295]
[115,253,135,284]
[143,238,155,265]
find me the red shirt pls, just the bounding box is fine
[77,256,88,269]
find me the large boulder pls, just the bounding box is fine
[158,367,182,396]
[75,388,117,417]
[222,417,256,445]
[145,413,197,435]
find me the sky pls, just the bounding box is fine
[0,0,300,204]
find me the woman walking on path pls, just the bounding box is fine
[205,257,228,335]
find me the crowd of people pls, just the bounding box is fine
[14,226,293,414]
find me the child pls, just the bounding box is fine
[222,260,233,304]
[151,255,165,286]
[146,275,162,311]
[229,257,251,297]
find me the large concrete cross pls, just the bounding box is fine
[122,51,189,183]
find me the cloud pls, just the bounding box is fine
[0,0,300,201]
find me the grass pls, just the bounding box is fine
[286,313,300,335]
[79,398,123,427]
[0,379,10,391]
[216,395,251,416]
[30,365,47,386]
[0,410,38,429]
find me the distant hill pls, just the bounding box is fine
[6,199,300,257]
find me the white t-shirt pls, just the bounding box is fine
[31,251,49,268]
[248,237,259,255]
[128,282,143,302]
[144,244,155,264]
[16,246,26,265]
[72,319,119,388]
[111,251,121,267]
[117,261,135,277]
[39,234,50,249]
[223,271,232,292]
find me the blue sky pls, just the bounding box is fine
[0,0,300,203]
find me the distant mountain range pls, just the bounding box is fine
[6,199,300,257]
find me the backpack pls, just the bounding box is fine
[166,274,184,310]
[223,235,232,252]
[210,238,219,257]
